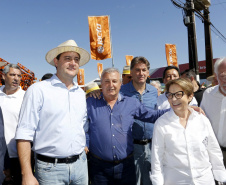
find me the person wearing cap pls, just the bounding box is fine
[15,40,90,185]
[207,74,218,87]
[122,65,132,85]
[0,64,24,185]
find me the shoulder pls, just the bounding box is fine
[203,85,217,95]
[120,83,130,92]
[146,83,157,92]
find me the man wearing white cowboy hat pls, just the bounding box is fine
[15,40,90,185]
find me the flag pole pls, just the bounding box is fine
[108,15,114,67]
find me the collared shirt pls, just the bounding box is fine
[0,86,25,158]
[15,75,87,158]
[201,85,226,147]
[151,108,226,185]
[86,93,167,161]
[120,81,158,140]
[157,92,198,110]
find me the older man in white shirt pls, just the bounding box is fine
[0,64,25,185]
[201,57,226,166]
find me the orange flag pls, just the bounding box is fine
[88,16,112,60]
[97,63,103,78]
[165,44,178,67]
[77,69,85,85]
[125,55,133,66]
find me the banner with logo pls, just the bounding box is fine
[97,63,103,78]
[165,44,178,67]
[88,15,112,60]
[77,69,85,85]
[125,55,133,66]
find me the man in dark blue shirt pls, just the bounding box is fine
[86,68,168,185]
[0,107,7,184]
[120,56,157,185]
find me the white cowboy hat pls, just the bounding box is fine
[45,40,90,67]
[0,62,7,67]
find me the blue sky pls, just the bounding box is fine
[0,0,226,83]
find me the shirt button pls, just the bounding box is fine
[113,135,115,137]
[114,156,116,158]
[112,123,114,125]
[111,113,113,115]
[113,146,115,148]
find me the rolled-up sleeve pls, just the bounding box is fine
[151,120,165,185]
[15,84,42,141]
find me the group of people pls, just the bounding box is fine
[0,39,226,185]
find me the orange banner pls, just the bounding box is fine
[88,16,112,60]
[77,69,85,85]
[97,63,103,78]
[165,44,178,67]
[125,55,133,66]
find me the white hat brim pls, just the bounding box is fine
[45,46,90,67]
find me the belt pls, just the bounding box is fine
[133,139,152,145]
[37,153,81,164]
[220,146,226,152]
[90,152,133,164]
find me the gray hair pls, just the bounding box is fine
[101,68,122,82]
[3,64,21,74]
[151,80,161,89]
[214,57,226,75]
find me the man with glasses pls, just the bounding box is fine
[201,57,226,166]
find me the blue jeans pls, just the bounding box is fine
[35,151,88,185]
[89,154,136,185]
[134,143,152,185]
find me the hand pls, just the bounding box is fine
[84,146,89,154]
[86,90,101,99]
[22,174,39,185]
[190,106,205,116]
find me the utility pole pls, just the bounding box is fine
[185,0,200,81]
[204,8,214,78]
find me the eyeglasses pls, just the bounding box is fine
[165,91,184,99]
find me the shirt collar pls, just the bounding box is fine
[0,85,22,98]
[50,74,79,90]
[128,81,150,93]
[101,92,125,102]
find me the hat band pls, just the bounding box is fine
[86,86,99,94]
[123,70,130,74]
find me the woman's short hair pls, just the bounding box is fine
[165,78,194,97]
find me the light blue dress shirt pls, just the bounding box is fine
[15,75,87,158]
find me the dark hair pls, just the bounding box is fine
[163,66,180,79]
[56,53,62,60]
[41,73,53,81]
[181,68,196,81]
[130,56,150,70]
